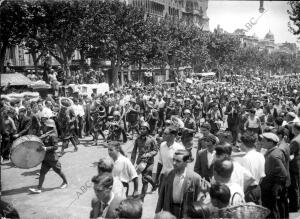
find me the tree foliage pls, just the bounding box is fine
[1,0,297,84]
[288,1,300,39]
[0,0,29,72]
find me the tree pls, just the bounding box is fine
[0,0,29,72]
[37,0,88,76]
[207,30,240,78]
[87,0,147,87]
[23,1,47,74]
[288,1,300,40]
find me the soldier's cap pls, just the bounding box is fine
[287,112,296,118]
[18,106,26,112]
[184,109,191,114]
[259,132,279,143]
[203,134,217,144]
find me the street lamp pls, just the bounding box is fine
[259,0,265,13]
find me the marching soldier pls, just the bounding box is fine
[131,122,158,199]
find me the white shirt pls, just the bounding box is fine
[40,107,53,119]
[112,177,126,199]
[113,154,138,183]
[207,151,215,168]
[240,149,265,185]
[119,98,126,107]
[230,161,254,191]
[73,104,85,117]
[158,141,185,175]
[173,169,186,203]
[155,99,165,109]
[255,108,264,118]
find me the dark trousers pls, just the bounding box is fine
[1,134,12,159]
[121,181,129,197]
[171,203,182,218]
[77,116,83,138]
[158,109,165,128]
[122,116,127,132]
[229,127,239,146]
[85,116,92,136]
[288,172,299,212]
[261,184,288,219]
[158,174,165,193]
[245,184,261,205]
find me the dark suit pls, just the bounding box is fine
[90,195,123,219]
[194,149,214,182]
[289,134,300,212]
[85,103,92,135]
[156,169,206,218]
[225,106,241,145]
[260,147,288,219]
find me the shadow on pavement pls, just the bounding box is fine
[2,185,59,196]
[21,169,40,176]
[1,161,16,169]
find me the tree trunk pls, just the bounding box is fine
[79,49,85,76]
[31,52,39,75]
[49,50,72,78]
[111,60,120,88]
[63,57,71,78]
[0,42,8,73]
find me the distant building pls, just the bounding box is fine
[233,28,298,55]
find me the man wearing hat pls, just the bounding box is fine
[155,94,166,129]
[197,123,218,152]
[283,111,299,141]
[194,133,217,182]
[131,122,158,199]
[181,109,196,153]
[29,119,68,194]
[260,132,288,219]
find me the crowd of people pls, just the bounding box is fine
[1,75,300,218]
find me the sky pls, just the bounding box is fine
[207,0,299,46]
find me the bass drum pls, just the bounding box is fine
[11,135,46,169]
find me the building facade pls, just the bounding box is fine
[128,0,209,30]
[233,28,299,55]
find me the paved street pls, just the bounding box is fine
[1,135,300,219]
[1,136,163,219]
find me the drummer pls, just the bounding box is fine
[29,118,68,194]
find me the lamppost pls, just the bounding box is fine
[259,0,265,13]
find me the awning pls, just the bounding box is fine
[1,73,33,87]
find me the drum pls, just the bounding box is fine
[11,135,46,169]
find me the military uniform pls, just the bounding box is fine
[131,135,158,187]
[40,134,61,175]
